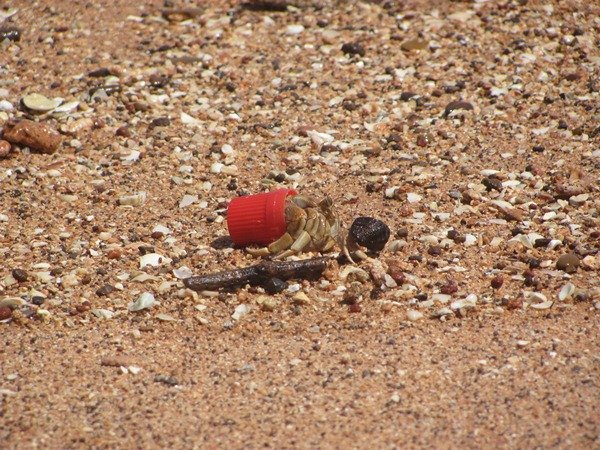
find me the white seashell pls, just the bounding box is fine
[22,93,62,112]
[384,187,397,198]
[139,253,171,269]
[306,130,335,146]
[179,194,198,208]
[286,24,304,35]
[52,100,79,114]
[407,192,422,203]
[464,234,477,246]
[181,112,200,126]
[92,309,115,319]
[128,292,155,311]
[173,266,193,279]
[407,310,423,321]
[232,304,250,321]
[547,239,562,250]
[530,300,553,310]
[558,283,575,301]
[431,293,451,303]
[152,224,171,235]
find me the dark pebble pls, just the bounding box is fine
[491,275,504,289]
[444,100,474,117]
[428,245,442,256]
[396,227,409,238]
[564,72,581,82]
[242,1,289,12]
[408,254,423,262]
[482,177,503,192]
[96,284,116,297]
[154,374,180,386]
[556,253,580,273]
[533,238,551,248]
[12,268,28,282]
[32,296,45,306]
[447,229,460,241]
[348,303,362,313]
[400,92,418,101]
[532,145,545,153]
[349,217,391,252]
[263,277,287,295]
[0,27,21,42]
[149,74,169,88]
[88,68,112,78]
[341,42,365,57]
[524,275,537,287]
[149,117,170,128]
[342,100,358,111]
[557,119,568,130]
[528,258,541,269]
[440,280,458,295]
[115,126,131,137]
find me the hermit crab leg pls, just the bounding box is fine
[273,230,312,259]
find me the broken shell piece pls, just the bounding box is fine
[152,224,171,235]
[407,310,423,321]
[92,309,115,319]
[139,253,172,269]
[232,304,250,321]
[407,193,422,203]
[306,130,335,146]
[128,292,155,311]
[118,191,146,206]
[173,266,193,279]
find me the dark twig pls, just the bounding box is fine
[184,257,330,292]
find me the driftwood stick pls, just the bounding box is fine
[184,257,330,292]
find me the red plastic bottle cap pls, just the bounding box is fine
[227,188,297,246]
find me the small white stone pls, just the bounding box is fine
[407,192,422,203]
[210,162,224,173]
[407,310,423,321]
[232,304,250,321]
[286,24,305,35]
[179,194,198,208]
[173,266,193,279]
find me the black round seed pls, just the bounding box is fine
[349,217,391,252]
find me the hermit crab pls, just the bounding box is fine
[227,189,355,262]
[247,194,354,262]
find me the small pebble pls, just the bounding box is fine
[0,140,11,158]
[11,268,28,283]
[263,278,287,294]
[341,42,365,57]
[556,253,580,273]
[491,275,504,289]
[0,307,12,320]
[2,119,62,154]
[96,284,116,297]
[444,100,474,117]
